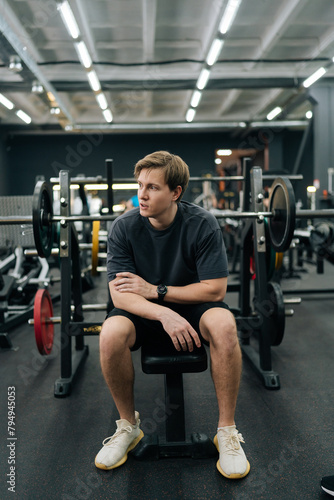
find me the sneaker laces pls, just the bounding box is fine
[220,430,245,455]
[102,425,134,448]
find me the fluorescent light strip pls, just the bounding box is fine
[219,0,242,34]
[267,106,282,121]
[0,93,14,110]
[196,69,211,90]
[206,39,224,66]
[85,183,138,190]
[103,109,113,123]
[16,110,32,124]
[186,108,196,123]
[190,90,202,108]
[217,149,232,156]
[87,70,101,92]
[96,93,108,110]
[54,183,138,191]
[302,67,327,88]
[58,1,80,39]
[74,41,92,69]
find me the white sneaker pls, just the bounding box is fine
[95,411,144,470]
[214,425,250,479]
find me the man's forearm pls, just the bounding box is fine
[163,279,227,304]
[110,274,227,308]
[110,287,166,321]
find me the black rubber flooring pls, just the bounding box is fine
[1,259,334,500]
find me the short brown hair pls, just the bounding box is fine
[134,151,189,202]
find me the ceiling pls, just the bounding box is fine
[0,0,334,133]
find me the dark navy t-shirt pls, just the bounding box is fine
[107,201,229,286]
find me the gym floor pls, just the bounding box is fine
[1,258,334,500]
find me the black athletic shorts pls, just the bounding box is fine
[105,300,230,351]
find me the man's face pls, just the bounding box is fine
[137,167,179,219]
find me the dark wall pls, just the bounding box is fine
[5,131,233,196]
[0,131,9,195]
[3,128,313,202]
[283,128,314,207]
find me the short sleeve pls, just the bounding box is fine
[195,228,229,280]
[107,219,136,282]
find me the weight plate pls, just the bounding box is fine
[32,181,54,258]
[267,281,285,346]
[91,220,100,276]
[268,177,296,252]
[34,288,54,355]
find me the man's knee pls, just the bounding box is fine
[200,308,238,350]
[100,316,136,353]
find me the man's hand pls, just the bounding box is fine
[159,308,202,352]
[113,272,156,300]
[113,272,202,351]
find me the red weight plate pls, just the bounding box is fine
[34,288,54,355]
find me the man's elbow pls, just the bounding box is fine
[212,283,227,302]
[214,290,226,302]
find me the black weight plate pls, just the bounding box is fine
[32,181,54,258]
[268,177,296,252]
[267,281,285,346]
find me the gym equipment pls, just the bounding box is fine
[237,161,291,389]
[268,177,296,252]
[20,158,334,394]
[91,220,100,276]
[2,172,334,260]
[34,288,54,355]
[24,164,303,394]
[309,222,334,252]
[249,219,277,281]
[29,276,291,355]
[0,195,53,350]
[32,181,54,258]
[132,341,217,460]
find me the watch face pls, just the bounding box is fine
[157,284,167,295]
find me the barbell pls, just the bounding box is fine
[1,176,334,259]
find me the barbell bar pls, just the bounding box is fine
[49,174,304,184]
[1,209,334,226]
[1,208,334,225]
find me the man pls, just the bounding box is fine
[95,151,250,479]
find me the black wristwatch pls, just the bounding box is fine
[156,284,168,302]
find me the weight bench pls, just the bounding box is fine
[132,339,217,460]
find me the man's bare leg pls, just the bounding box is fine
[200,308,242,427]
[99,316,137,424]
